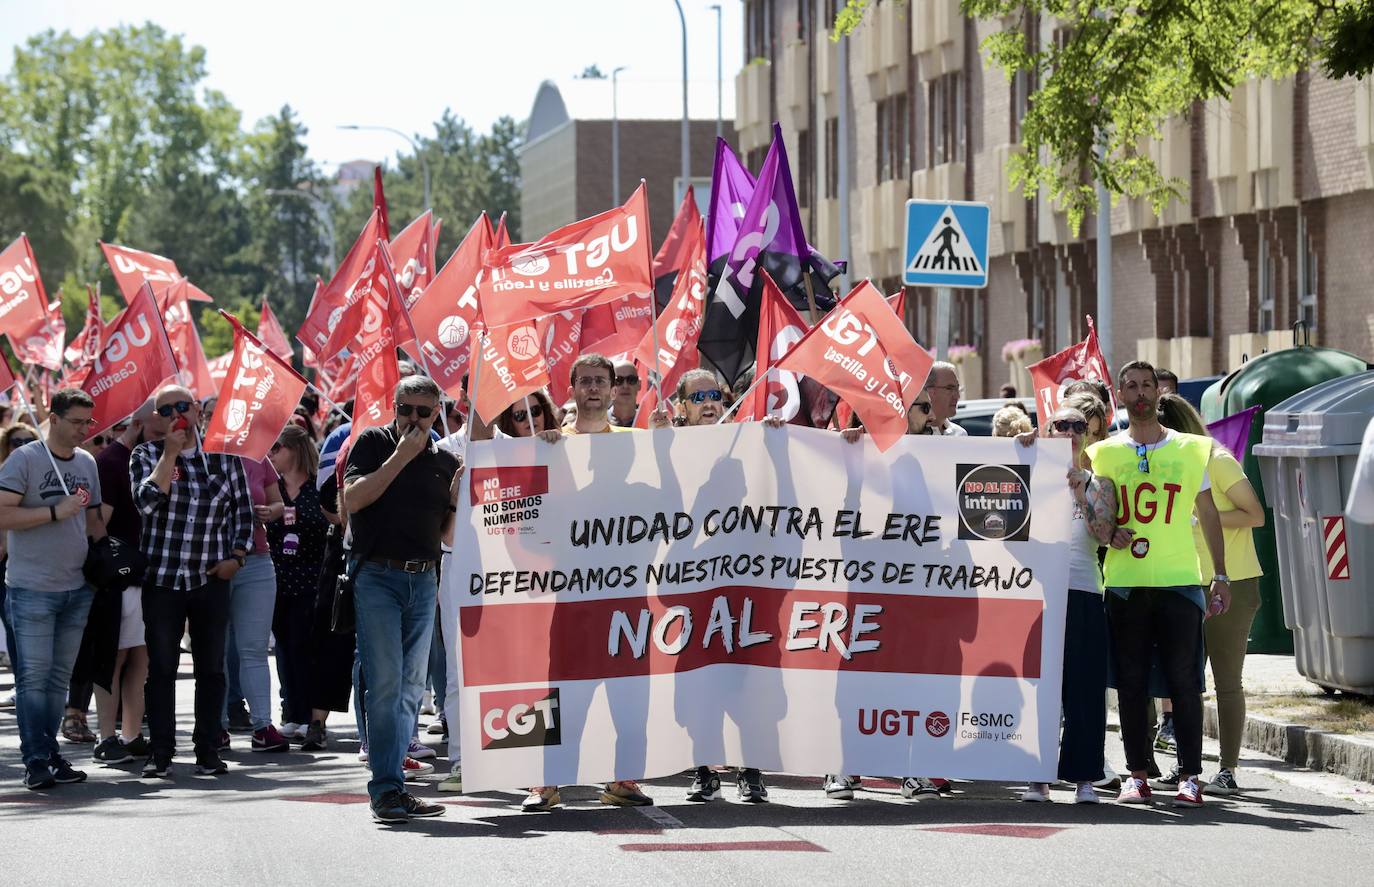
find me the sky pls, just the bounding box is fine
[0,0,743,174]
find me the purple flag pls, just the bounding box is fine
[706,138,757,268]
[721,122,810,296]
[1208,405,1262,461]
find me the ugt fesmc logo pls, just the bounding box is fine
[956,464,1032,542]
[479,688,561,750]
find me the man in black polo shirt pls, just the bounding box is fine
[344,375,461,824]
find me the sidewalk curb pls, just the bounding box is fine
[1204,701,1374,784]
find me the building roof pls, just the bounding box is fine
[524,78,729,146]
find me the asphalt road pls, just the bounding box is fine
[2,658,1371,886]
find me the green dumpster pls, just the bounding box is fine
[1201,329,1369,654]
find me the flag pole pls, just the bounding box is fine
[641,179,664,405]
[464,331,485,450]
[801,265,822,327]
[12,382,71,496]
[714,366,773,425]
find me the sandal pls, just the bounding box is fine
[62,712,96,743]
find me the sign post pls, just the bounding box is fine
[903,199,991,359]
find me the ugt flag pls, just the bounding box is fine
[478,184,653,329]
[776,280,933,452]
[82,283,179,438]
[1026,316,1113,427]
[203,312,309,461]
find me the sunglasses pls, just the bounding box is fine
[1052,418,1089,435]
[687,389,724,404]
[512,403,544,423]
[156,401,194,418]
[614,374,639,387]
[395,403,434,419]
[909,401,933,415]
[1136,443,1150,474]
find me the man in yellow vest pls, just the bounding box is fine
[1086,361,1231,809]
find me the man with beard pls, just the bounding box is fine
[675,369,727,426]
[1085,361,1230,809]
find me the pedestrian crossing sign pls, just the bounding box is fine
[903,199,990,289]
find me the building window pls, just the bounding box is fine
[746,0,775,60]
[824,117,839,199]
[877,94,911,183]
[1010,68,1030,143]
[1299,218,1318,333]
[798,128,815,210]
[929,72,966,167]
[1257,237,1276,333]
[1031,274,1047,343]
[796,0,812,43]
[746,147,767,176]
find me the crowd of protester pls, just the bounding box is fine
[0,355,1262,824]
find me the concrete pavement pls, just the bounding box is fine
[2,655,1372,886]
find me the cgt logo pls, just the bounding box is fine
[925,711,951,738]
[480,688,561,750]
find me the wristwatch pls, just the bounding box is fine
[233,553,246,567]
[1212,574,1230,584]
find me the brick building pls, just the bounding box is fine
[735,0,1374,397]
[519,79,734,248]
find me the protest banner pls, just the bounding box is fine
[451,425,1072,793]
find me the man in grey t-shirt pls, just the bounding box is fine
[0,388,108,790]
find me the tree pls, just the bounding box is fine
[832,0,1374,230]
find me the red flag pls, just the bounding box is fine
[406,214,491,398]
[834,290,906,430]
[1026,315,1113,427]
[207,351,233,385]
[297,209,384,359]
[320,353,359,404]
[735,274,836,427]
[631,220,707,428]
[776,280,934,452]
[347,246,416,443]
[390,211,438,310]
[374,166,390,241]
[82,282,179,437]
[257,298,293,361]
[316,236,410,362]
[155,279,217,400]
[12,298,66,372]
[471,322,551,425]
[0,234,53,344]
[579,293,654,359]
[493,213,510,250]
[652,187,703,283]
[479,183,654,328]
[99,243,214,305]
[203,313,309,460]
[0,351,16,395]
[65,285,105,367]
[536,311,584,406]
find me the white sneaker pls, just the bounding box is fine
[280,722,300,738]
[406,738,436,760]
[1020,782,1051,802]
[823,774,858,799]
[437,765,463,792]
[420,690,436,716]
[901,777,942,799]
[1074,782,1100,804]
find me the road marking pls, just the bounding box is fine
[923,824,1066,839]
[621,840,827,853]
[635,804,685,829]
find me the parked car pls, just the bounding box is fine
[949,397,1039,437]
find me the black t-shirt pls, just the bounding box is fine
[96,440,140,546]
[344,425,459,562]
[266,478,330,596]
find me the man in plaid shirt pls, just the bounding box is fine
[130,385,254,778]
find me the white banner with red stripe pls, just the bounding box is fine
[451,426,1072,792]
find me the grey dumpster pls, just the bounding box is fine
[1253,371,1374,694]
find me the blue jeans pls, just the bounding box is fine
[353,561,436,802]
[428,603,447,717]
[5,585,94,768]
[223,554,277,730]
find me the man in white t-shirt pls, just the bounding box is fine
[1348,417,1374,524]
[926,361,968,436]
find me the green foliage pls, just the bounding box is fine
[830,0,1374,232]
[0,22,522,364]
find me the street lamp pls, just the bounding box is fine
[612,65,628,204]
[266,187,336,271]
[709,3,722,141]
[671,0,690,202]
[338,123,432,211]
